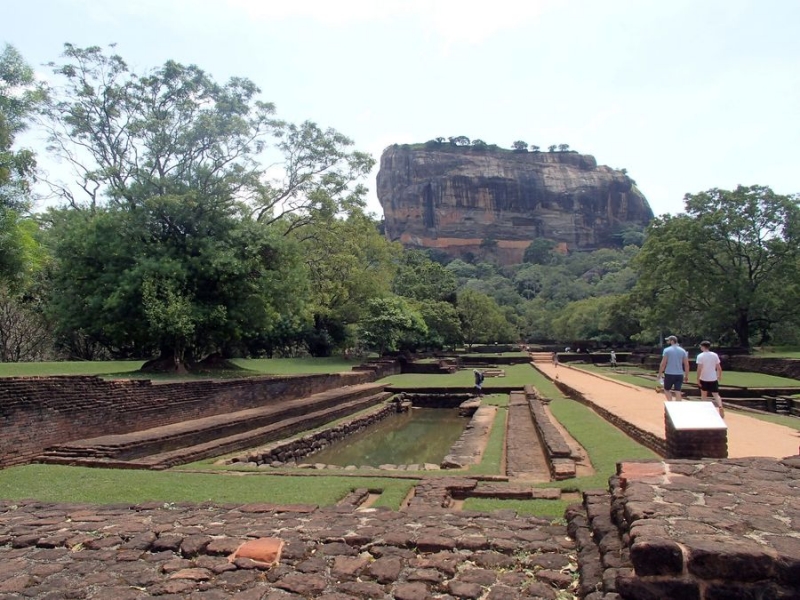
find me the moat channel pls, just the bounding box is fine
[299,408,467,467]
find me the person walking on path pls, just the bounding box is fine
[473,369,485,397]
[609,350,617,369]
[658,335,689,401]
[696,340,724,417]
[552,352,559,368]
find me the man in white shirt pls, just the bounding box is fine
[696,340,724,417]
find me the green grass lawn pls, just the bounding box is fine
[727,409,800,430]
[0,360,146,378]
[461,352,530,358]
[575,364,800,388]
[0,356,365,380]
[753,346,800,359]
[383,363,534,388]
[0,360,661,518]
[231,356,364,375]
[0,464,415,508]
[464,367,658,518]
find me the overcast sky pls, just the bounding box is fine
[4,0,799,217]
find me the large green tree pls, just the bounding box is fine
[0,44,44,210]
[392,250,462,349]
[632,185,800,347]
[358,296,427,356]
[291,210,399,355]
[457,289,516,347]
[42,44,371,367]
[393,250,457,302]
[0,44,46,286]
[44,198,307,367]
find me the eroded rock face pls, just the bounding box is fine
[377,145,654,264]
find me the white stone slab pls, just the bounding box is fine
[665,401,727,430]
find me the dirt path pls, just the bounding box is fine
[535,362,800,459]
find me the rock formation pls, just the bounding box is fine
[377,144,654,264]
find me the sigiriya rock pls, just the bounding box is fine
[376,143,654,264]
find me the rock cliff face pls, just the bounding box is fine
[377,145,654,264]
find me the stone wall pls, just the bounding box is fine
[226,402,398,467]
[525,387,577,479]
[728,355,800,379]
[554,380,667,457]
[0,371,376,468]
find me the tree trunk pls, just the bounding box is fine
[140,345,189,374]
[735,309,750,349]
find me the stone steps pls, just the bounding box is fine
[37,383,390,469]
[566,488,631,599]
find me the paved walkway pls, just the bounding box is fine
[534,362,800,459]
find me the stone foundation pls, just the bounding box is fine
[526,387,578,479]
[0,369,397,468]
[225,402,399,467]
[567,456,800,599]
[664,402,728,459]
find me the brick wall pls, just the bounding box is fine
[0,371,375,468]
[554,380,667,457]
[728,356,800,379]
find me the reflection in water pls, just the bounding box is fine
[302,408,467,467]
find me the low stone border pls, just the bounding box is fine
[441,405,497,469]
[526,386,578,480]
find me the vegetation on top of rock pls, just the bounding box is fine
[399,139,578,154]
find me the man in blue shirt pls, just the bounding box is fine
[658,335,689,401]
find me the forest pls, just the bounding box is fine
[2,44,800,370]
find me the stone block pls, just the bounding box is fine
[684,536,777,582]
[615,574,700,600]
[630,538,685,576]
[665,402,728,459]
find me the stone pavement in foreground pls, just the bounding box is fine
[0,495,577,600]
[534,362,800,459]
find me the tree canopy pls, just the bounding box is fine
[39,44,374,367]
[631,185,800,347]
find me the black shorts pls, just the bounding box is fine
[663,374,684,391]
[699,379,719,393]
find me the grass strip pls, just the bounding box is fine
[0,464,415,509]
[464,366,658,517]
[576,364,800,389]
[466,406,507,476]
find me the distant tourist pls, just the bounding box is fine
[696,341,724,417]
[658,335,689,401]
[552,352,559,368]
[473,369,485,397]
[610,350,617,369]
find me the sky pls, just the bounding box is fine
[3,0,800,218]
